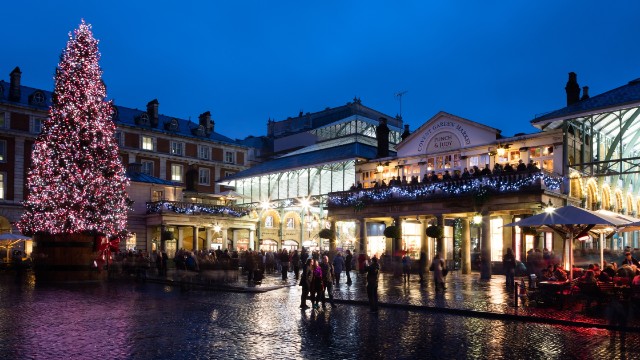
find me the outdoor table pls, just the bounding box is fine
[536,280,571,308]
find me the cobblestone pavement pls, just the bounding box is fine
[1,271,640,359]
[161,268,640,330]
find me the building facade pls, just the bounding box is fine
[0,67,254,256]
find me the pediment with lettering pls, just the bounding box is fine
[396,111,500,157]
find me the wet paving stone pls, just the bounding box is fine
[1,271,639,359]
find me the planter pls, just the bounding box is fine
[33,232,106,283]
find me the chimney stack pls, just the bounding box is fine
[581,86,590,101]
[9,66,21,102]
[401,124,410,141]
[376,117,390,158]
[565,72,581,106]
[199,111,214,135]
[147,99,159,127]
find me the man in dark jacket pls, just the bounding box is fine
[365,256,380,312]
[333,252,345,285]
[345,250,353,285]
[292,250,301,280]
[502,248,516,288]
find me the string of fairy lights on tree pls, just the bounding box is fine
[330,172,563,208]
[18,20,130,238]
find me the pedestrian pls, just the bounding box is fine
[320,255,337,308]
[429,253,446,291]
[310,259,324,309]
[333,252,345,285]
[280,249,290,280]
[155,251,162,276]
[299,258,313,309]
[292,249,301,280]
[345,250,353,285]
[402,253,411,283]
[365,256,380,312]
[246,250,256,283]
[503,248,516,288]
[418,251,426,284]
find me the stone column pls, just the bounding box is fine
[192,226,199,251]
[205,228,212,251]
[461,218,471,274]
[359,218,366,253]
[392,216,402,258]
[249,229,255,250]
[330,220,337,254]
[480,212,492,280]
[420,219,429,273]
[177,227,184,250]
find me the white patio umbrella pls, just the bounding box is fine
[594,210,640,268]
[505,205,628,280]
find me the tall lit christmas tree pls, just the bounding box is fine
[19,20,129,239]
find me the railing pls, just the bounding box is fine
[327,171,564,209]
[146,201,251,217]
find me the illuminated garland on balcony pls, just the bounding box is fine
[146,201,250,217]
[328,172,563,208]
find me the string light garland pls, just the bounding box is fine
[328,172,563,208]
[146,201,250,217]
[18,20,130,238]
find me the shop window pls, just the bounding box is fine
[490,217,504,261]
[151,190,163,202]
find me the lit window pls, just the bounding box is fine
[0,140,5,162]
[0,112,6,129]
[171,141,184,156]
[490,217,504,261]
[199,168,210,185]
[225,151,234,163]
[141,136,154,151]
[0,173,4,199]
[31,117,43,134]
[171,164,183,182]
[265,216,274,228]
[198,145,210,160]
[151,190,163,202]
[286,217,295,229]
[141,161,154,176]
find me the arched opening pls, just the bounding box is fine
[586,179,598,210]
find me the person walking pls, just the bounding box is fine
[299,258,313,309]
[333,252,345,285]
[402,253,411,283]
[292,250,301,280]
[280,249,290,280]
[345,250,354,285]
[365,256,380,312]
[310,259,324,310]
[502,248,516,288]
[430,253,446,291]
[320,255,337,308]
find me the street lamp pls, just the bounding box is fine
[473,213,482,225]
[544,199,555,214]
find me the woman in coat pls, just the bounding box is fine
[430,253,446,291]
[299,258,313,309]
[310,260,324,309]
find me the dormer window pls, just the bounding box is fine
[135,113,150,126]
[165,118,179,131]
[191,124,206,137]
[29,91,46,106]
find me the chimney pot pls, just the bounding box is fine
[401,124,411,141]
[147,99,159,127]
[565,72,581,106]
[581,86,590,101]
[9,66,22,102]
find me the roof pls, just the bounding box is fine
[268,99,402,137]
[127,171,177,186]
[0,81,242,147]
[221,142,391,181]
[532,78,640,125]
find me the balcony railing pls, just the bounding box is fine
[327,171,563,209]
[146,201,250,217]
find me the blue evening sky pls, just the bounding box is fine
[2,1,639,140]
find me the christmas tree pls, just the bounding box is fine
[18,20,130,238]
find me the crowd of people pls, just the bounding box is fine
[351,159,540,189]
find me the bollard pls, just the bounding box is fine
[514,281,519,307]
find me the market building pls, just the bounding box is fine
[219,98,404,252]
[327,72,640,278]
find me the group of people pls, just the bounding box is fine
[352,159,541,189]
